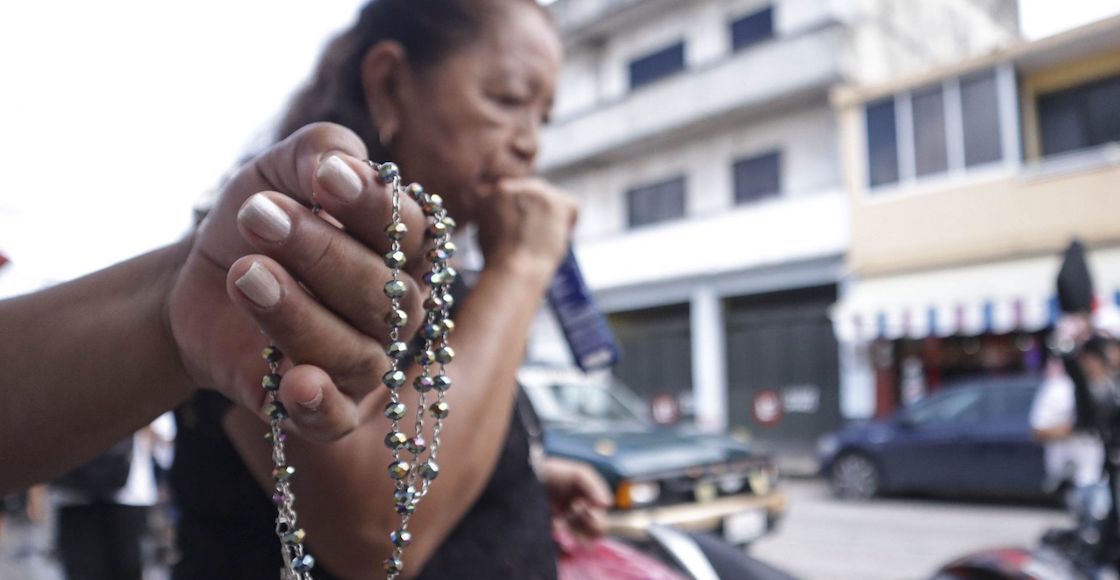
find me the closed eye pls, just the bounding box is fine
[491,92,528,109]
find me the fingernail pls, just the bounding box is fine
[297,388,323,412]
[316,155,363,202]
[239,194,291,242]
[235,262,281,308]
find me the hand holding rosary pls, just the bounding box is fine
[258,160,458,579]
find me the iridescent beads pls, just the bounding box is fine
[374,169,457,580]
[385,431,408,449]
[388,460,411,480]
[260,346,315,578]
[390,530,412,548]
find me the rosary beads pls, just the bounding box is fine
[260,160,458,579]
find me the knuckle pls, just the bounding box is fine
[293,122,368,162]
[351,344,388,382]
[297,122,347,144]
[302,230,339,278]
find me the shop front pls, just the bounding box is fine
[832,246,1120,419]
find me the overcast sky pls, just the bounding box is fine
[0,0,1117,296]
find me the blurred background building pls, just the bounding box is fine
[538,0,1022,472]
[831,13,1120,420]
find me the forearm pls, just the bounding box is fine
[0,242,195,494]
[226,258,554,578]
[1033,424,1074,442]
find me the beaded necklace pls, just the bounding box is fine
[260,160,457,579]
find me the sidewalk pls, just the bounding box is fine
[0,512,170,580]
[0,517,61,580]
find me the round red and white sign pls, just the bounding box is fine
[751,389,784,427]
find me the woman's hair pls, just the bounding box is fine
[276,0,544,159]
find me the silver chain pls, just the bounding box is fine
[261,160,456,579]
[374,162,457,579]
[262,346,315,579]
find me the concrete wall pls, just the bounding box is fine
[843,152,1120,276]
[557,104,842,242]
[844,0,1020,84]
[551,0,1021,120]
[838,37,1120,277]
[553,0,840,119]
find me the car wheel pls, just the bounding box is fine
[830,452,880,500]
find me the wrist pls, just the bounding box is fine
[155,237,198,398]
[485,252,559,291]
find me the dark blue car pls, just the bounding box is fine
[818,376,1047,499]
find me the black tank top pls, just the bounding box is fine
[171,390,556,580]
[170,280,557,579]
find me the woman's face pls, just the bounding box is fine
[387,4,563,224]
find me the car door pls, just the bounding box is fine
[878,387,987,492]
[967,384,1047,495]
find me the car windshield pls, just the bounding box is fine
[524,376,648,427]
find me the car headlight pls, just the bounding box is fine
[748,468,773,495]
[617,480,660,509]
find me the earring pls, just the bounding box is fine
[379,125,396,149]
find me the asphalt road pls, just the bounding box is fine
[750,479,1073,580]
[1,479,1071,580]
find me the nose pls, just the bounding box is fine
[511,114,540,167]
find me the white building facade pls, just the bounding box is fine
[540,0,1020,469]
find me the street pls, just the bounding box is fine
[0,515,170,580]
[751,479,1072,580]
[1,478,1072,580]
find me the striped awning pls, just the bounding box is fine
[832,246,1120,342]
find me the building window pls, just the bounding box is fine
[960,70,1003,167]
[912,86,948,177]
[1038,73,1120,157]
[733,151,781,204]
[865,68,1008,190]
[628,42,685,90]
[627,176,686,228]
[730,6,774,51]
[866,98,899,187]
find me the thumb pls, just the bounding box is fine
[273,365,360,443]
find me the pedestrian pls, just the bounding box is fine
[51,419,174,580]
[1031,313,1120,504]
[170,1,617,578]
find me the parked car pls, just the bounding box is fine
[818,375,1049,500]
[519,365,787,546]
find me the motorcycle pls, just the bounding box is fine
[556,524,799,580]
[645,525,798,580]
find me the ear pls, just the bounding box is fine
[360,41,409,147]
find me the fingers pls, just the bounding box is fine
[495,177,580,223]
[257,122,370,210]
[235,191,424,339]
[198,122,426,268]
[198,123,369,268]
[475,177,579,274]
[275,365,360,442]
[546,458,614,509]
[226,256,392,402]
[310,153,428,259]
[566,500,608,540]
